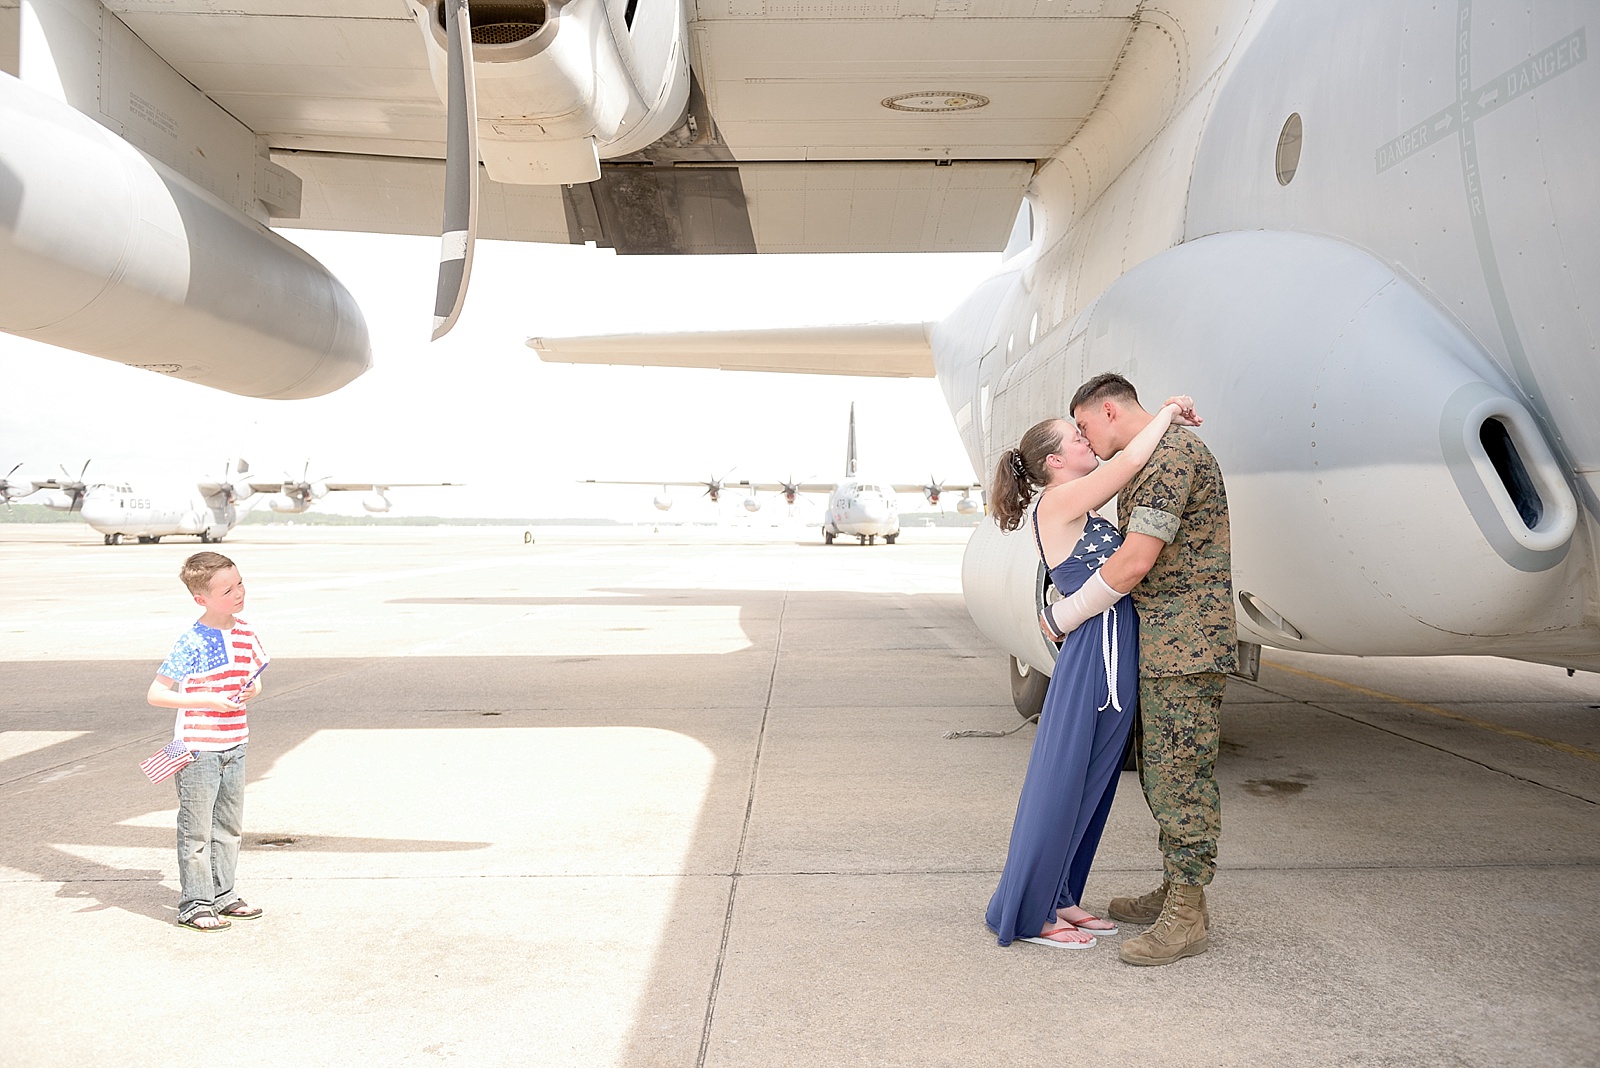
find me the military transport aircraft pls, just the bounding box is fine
[586,404,982,544]
[17,460,457,544]
[1,1,1595,709]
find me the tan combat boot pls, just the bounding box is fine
[1107,881,1210,927]
[1106,882,1169,924]
[1118,884,1208,966]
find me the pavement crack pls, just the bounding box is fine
[696,583,787,1068]
[1244,676,1598,807]
[0,732,169,789]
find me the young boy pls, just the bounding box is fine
[147,552,269,932]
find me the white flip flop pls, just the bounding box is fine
[1020,928,1097,950]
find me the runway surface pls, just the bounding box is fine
[1,523,1596,1067]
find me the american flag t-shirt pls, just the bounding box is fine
[156,619,269,752]
[139,740,195,784]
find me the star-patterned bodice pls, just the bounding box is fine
[1046,513,1124,597]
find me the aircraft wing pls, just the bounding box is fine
[583,480,754,489]
[891,482,980,493]
[583,478,834,493]
[243,481,460,493]
[69,2,1139,254]
[320,482,462,492]
[531,323,934,378]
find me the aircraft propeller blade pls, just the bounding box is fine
[55,459,91,511]
[701,468,736,501]
[431,0,480,341]
[0,462,24,506]
[776,474,818,506]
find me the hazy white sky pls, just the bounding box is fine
[0,230,998,521]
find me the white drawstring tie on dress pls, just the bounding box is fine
[1096,603,1122,713]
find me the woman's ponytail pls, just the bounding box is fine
[989,420,1067,532]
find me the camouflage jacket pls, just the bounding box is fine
[1117,425,1237,678]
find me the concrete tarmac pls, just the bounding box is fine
[1,523,1596,1067]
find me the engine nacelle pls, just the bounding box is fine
[269,496,310,514]
[0,74,370,399]
[409,0,691,185]
[363,493,392,514]
[33,491,72,512]
[742,497,761,513]
[652,493,673,511]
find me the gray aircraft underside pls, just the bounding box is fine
[1,0,1595,674]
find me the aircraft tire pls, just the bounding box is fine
[1009,654,1049,720]
[109,533,122,546]
[200,532,212,543]
[885,533,898,545]
[823,531,834,544]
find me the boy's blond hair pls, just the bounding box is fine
[180,551,237,596]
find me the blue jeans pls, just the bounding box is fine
[174,744,246,922]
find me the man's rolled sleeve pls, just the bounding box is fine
[1123,431,1194,547]
[1128,505,1181,544]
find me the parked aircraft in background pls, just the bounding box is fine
[19,460,457,544]
[585,405,981,544]
[3,2,1596,707]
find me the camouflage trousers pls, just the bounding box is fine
[1135,672,1226,887]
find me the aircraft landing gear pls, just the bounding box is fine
[1010,654,1049,721]
[104,533,122,546]
[137,535,162,544]
[200,532,212,543]
[823,530,835,544]
[885,533,898,545]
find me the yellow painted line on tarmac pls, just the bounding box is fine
[1263,660,1600,765]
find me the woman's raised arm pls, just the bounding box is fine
[1052,397,1194,517]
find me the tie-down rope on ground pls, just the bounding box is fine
[944,714,1038,740]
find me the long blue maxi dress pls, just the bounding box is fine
[985,510,1140,945]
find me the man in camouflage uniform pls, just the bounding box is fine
[1072,372,1235,966]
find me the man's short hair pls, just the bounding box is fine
[1070,372,1141,416]
[180,551,236,596]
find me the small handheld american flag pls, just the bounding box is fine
[139,740,194,785]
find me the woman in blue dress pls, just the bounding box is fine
[984,397,1200,949]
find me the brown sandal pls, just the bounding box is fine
[217,900,262,920]
[176,908,231,932]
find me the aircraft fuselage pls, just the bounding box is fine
[823,479,900,544]
[76,484,235,544]
[938,0,1600,674]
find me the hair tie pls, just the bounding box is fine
[1009,452,1029,481]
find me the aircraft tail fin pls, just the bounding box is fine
[527,323,935,378]
[846,403,858,478]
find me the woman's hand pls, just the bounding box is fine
[1162,395,1202,426]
